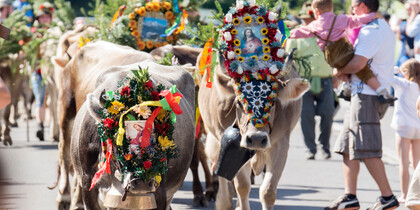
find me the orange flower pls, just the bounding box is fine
[138,41,145,50]
[155,42,162,48]
[163,2,171,10]
[165,11,173,19]
[139,7,146,16]
[129,13,136,20]
[129,20,136,27]
[131,30,140,37]
[145,2,153,11]
[152,2,160,11]
[124,154,133,160]
[146,41,154,49]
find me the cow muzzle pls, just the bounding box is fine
[241,131,270,150]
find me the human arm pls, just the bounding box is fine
[336,54,368,75]
[347,12,375,29]
[289,25,315,39]
[0,76,11,110]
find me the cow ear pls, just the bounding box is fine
[51,56,68,69]
[277,78,309,106]
[87,93,103,122]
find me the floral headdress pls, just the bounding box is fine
[217,0,290,127]
[89,66,182,190]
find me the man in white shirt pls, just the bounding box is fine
[325,0,400,209]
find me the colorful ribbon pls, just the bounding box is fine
[110,5,127,29]
[116,85,183,147]
[89,138,113,191]
[199,38,214,88]
[278,20,290,47]
[163,12,182,37]
[173,0,179,13]
[175,10,188,34]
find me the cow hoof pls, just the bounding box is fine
[205,190,217,202]
[58,201,70,210]
[10,122,18,127]
[193,195,208,207]
[3,137,12,146]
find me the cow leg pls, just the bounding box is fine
[260,141,289,210]
[190,139,207,207]
[198,140,216,202]
[233,162,251,210]
[56,118,74,209]
[215,177,233,210]
[80,177,101,210]
[70,174,84,210]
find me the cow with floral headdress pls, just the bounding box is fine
[197,1,309,209]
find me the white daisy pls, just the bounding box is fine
[242,82,255,95]
[258,82,271,94]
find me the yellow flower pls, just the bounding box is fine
[235,49,241,55]
[251,55,258,60]
[129,13,136,20]
[257,17,264,24]
[234,39,241,46]
[152,2,160,11]
[131,30,140,38]
[263,46,270,53]
[138,7,146,16]
[165,11,173,19]
[231,29,238,35]
[238,57,245,62]
[145,2,153,11]
[108,101,125,115]
[233,18,240,25]
[244,16,252,24]
[158,136,175,150]
[146,41,154,49]
[155,175,162,185]
[129,20,137,27]
[138,41,145,50]
[163,2,171,10]
[156,109,166,121]
[261,28,268,35]
[262,38,269,45]
[263,54,270,61]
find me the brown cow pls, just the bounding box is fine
[52,40,154,209]
[71,60,195,209]
[197,53,309,209]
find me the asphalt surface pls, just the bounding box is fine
[0,100,412,209]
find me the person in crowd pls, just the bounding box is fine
[289,0,396,104]
[394,2,415,67]
[0,0,13,23]
[286,1,334,160]
[0,23,11,110]
[390,59,420,203]
[325,0,400,209]
[13,0,33,23]
[31,2,54,141]
[406,1,420,62]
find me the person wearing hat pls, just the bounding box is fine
[285,1,335,160]
[31,1,54,141]
[0,0,13,22]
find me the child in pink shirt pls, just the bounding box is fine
[289,0,395,103]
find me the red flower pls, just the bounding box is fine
[160,157,166,162]
[143,160,152,169]
[30,27,37,33]
[40,5,44,10]
[151,91,160,100]
[18,40,25,46]
[121,86,131,96]
[144,80,153,88]
[308,10,314,17]
[103,118,116,129]
[157,122,170,136]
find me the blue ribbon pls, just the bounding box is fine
[173,0,179,14]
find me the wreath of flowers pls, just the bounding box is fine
[90,66,180,190]
[128,1,177,51]
[218,1,288,128]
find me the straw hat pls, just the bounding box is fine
[297,1,315,19]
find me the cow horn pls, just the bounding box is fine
[276,48,296,79]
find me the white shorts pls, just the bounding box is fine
[396,126,420,139]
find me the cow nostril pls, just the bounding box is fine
[246,136,252,145]
[261,137,267,146]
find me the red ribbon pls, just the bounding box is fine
[90,139,113,191]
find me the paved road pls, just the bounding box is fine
[0,100,411,209]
